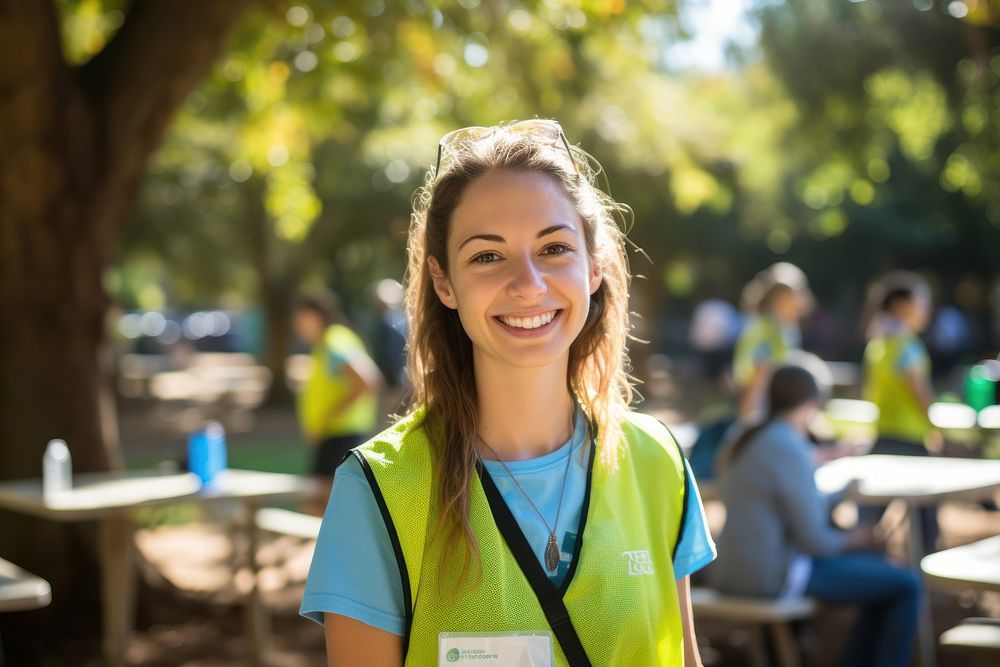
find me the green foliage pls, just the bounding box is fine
[115,0,708,314]
[754,0,1000,234]
[62,0,994,333]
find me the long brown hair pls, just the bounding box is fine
[403,123,634,577]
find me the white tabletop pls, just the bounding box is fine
[815,455,1000,506]
[0,558,51,613]
[0,469,308,521]
[921,536,1000,593]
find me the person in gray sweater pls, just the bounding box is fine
[711,364,921,667]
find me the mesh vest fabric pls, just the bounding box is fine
[863,332,932,444]
[297,324,377,439]
[733,316,788,388]
[356,407,686,666]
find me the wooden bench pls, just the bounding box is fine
[690,587,817,667]
[0,558,51,614]
[254,507,322,540]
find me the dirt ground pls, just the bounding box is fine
[43,402,1000,666]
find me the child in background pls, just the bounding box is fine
[861,272,939,552]
[733,262,812,419]
[292,295,381,516]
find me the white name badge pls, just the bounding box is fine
[439,632,553,666]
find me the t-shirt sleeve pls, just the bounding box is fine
[325,346,348,374]
[672,459,717,580]
[300,456,406,635]
[896,340,926,374]
[752,340,773,366]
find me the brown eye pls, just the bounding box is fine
[541,243,572,256]
[471,251,502,265]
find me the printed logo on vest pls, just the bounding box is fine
[446,648,460,662]
[622,550,654,576]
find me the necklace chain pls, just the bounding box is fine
[477,416,577,573]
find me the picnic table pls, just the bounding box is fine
[0,468,308,667]
[815,455,1000,667]
[920,536,1000,594]
[0,557,51,614]
[921,537,1000,660]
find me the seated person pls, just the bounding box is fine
[711,364,921,667]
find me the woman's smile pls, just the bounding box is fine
[495,309,562,337]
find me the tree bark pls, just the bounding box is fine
[246,178,295,405]
[0,0,255,657]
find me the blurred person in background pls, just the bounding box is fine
[690,264,811,480]
[712,364,921,667]
[292,294,381,516]
[928,303,970,380]
[733,262,812,419]
[861,272,939,552]
[689,297,742,388]
[369,278,409,423]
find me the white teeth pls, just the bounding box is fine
[500,311,556,329]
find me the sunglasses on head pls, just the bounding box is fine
[434,119,579,180]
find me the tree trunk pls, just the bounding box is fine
[245,178,295,406]
[0,0,255,657]
[261,285,296,405]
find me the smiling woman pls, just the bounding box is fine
[428,170,602,373]
[300,121,717,667]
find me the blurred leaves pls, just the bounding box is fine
[53,0,993,326]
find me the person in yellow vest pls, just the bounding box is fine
[292,295,381,516]
[733,262,812,419]
[300,120,716,666]
[860,273,939,551]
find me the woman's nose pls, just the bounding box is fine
[507,255,547,300]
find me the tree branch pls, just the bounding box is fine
[78,0,259,258]
[0,1,64,101]
[85,0,256,150]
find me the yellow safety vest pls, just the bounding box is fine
[733,316,789,388]
[297,324,377,440]
[354,407,687,666]
[863,332,932,444]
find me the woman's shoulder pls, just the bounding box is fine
[616,410,685,465]
[748,420,811,461]
[355,407,434,475]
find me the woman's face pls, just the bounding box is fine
[772,289,802,325]
[429,170,603,372]
[292,310,325,345]
[898,292,931,332]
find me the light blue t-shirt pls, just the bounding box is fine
[300,410,717,634]
[880,315,925,374]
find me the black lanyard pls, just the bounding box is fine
[476,436,597,667]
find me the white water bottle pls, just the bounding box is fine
[43,439,73,500]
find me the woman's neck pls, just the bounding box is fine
[474,353,574,461]
[777,407,811,434]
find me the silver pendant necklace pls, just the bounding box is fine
[478,420,576,574]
